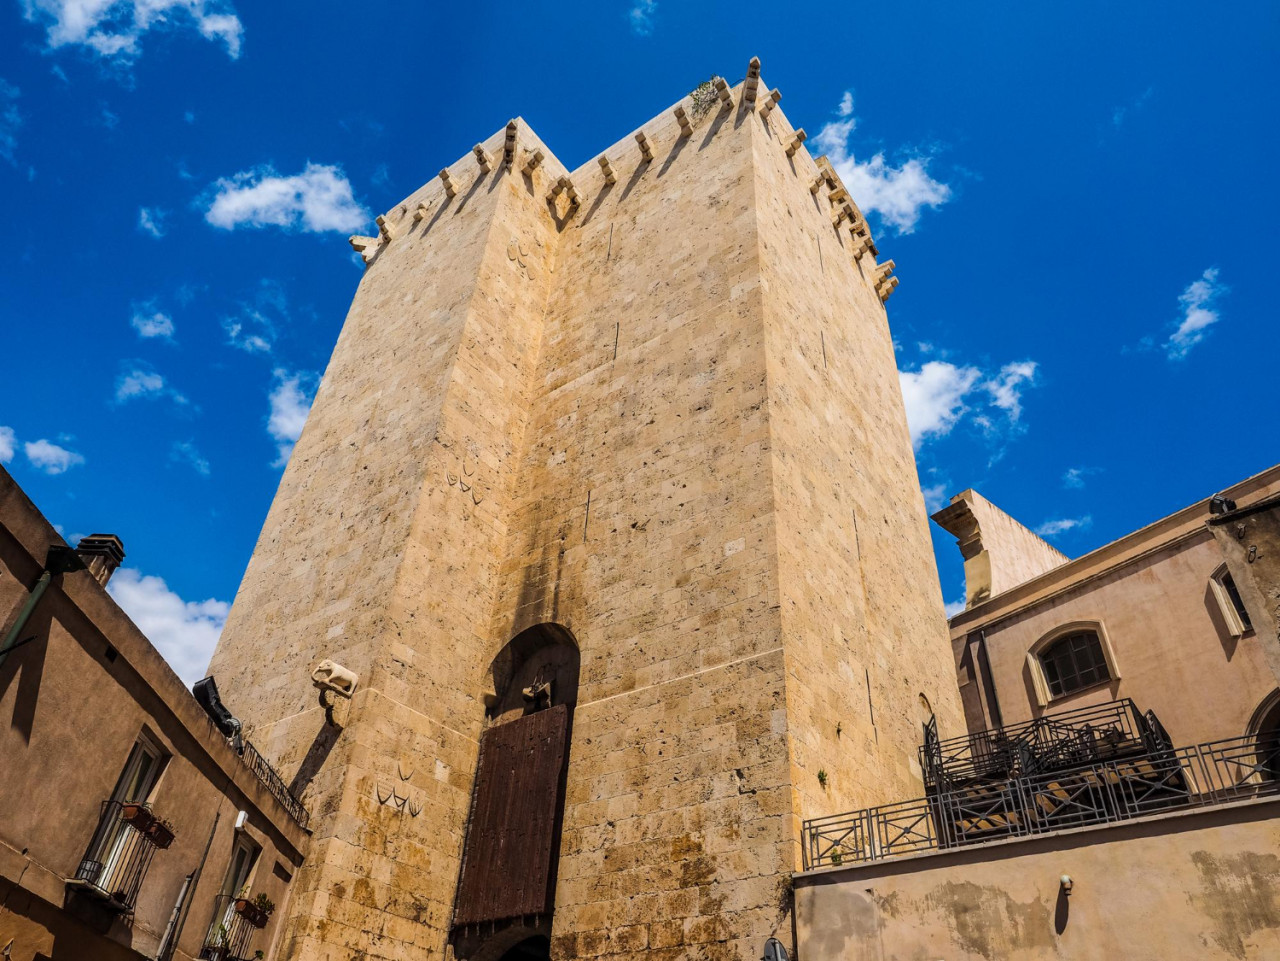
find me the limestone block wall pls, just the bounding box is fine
[747,89,965,835]
[488,89,791,961]
[209,122,572,960]
[210,69,966,961]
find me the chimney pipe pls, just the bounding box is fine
[76,534,125,586]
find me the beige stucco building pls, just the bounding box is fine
[0,466,310,961]
[792,468,1280,959]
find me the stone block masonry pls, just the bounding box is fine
[208,61,961,961]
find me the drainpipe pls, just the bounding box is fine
[158,810,221,961]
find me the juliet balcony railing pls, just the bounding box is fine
[72,799,174,912]
[239,739,309,830]
[200,893,268,961]
[803,726,1280,870]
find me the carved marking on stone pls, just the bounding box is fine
[408,797,422,817]
[377,782,393,804]
[447,473,458,485]
[398,760,414,781]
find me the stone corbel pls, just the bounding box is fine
[785,129,807,157]
[472,144,492,173]
[413,202,429,223]
[522,149,545,176]
[635,131,654,162]
[598,155,617,185]
[375,214,394,243]
[674,105,693,138]
[743,57,761,105]
[502,120,518,170]
[713,77,733,108]
[439,168,457,198]
[760,88,782,118]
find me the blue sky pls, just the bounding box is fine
[2,1,1277,682]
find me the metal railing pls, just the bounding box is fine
[200,894,262,961]
[922,699,1152,789]
[804,729,1280,870]
[239,739,309,830]
[73,799,164,911]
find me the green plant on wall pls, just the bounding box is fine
[817,768,828,789]
[689,77,723,121]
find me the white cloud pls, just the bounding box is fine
[138,206,166,238]
[0,79,20,166]
[982,361,1038,421]
[24,439,85,475]
[921,482,950,514]
[944,598,966,618]
[20,0,243,61]
[629,0,656,35]
[115,365,188,405]
[131,306,174,339]
[170,440,209,475]
[221,279,286,353]
[1035,516,1092,537]
[107,568,228,686]
[1165,268,1226,360]
[203,163,369,233]
[814,90,952,235]
[1062,466,1099,490]
[267,368,316,466]
[899,357,1040,448]
[0,426,15,463]
[222,315,272,353]
[898,361,981,446]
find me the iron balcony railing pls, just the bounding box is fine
[804,729,1280,870]
[200,893,264,961]
[921,699,1155,789]
[239,739,309,830]
[73,799,167,911]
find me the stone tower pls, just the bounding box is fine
[208,60,962,961]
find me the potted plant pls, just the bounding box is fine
[120,802,153,830]
[145,815,176,849]
[252,892,275,920]
[234,889,271,929]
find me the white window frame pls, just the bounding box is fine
[1210,563,1253,639]
[1026,621,1120,708]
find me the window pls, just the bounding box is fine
[1211,564,1252,637]
[1038,630,1111,698]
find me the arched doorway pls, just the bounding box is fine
[450,624,579,960]
[1249,689,1280,781]
[497,935,551,961]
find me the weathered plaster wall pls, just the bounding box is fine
[1211,496,1280,684]
[795,797,1280,961]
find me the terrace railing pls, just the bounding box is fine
[805,729,1280,870]
[921,699,1153,789]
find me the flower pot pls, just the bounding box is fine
[145,820,175,849]
[234,898,268,929]
[120,803,153,829]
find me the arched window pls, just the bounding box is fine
[1039,630,1110,697]
[1210,563,1253,638]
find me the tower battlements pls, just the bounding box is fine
[350,61,895,300]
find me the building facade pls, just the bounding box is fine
[0,466,309,961]
[205,61,962,961]
[792,466,1280,959]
